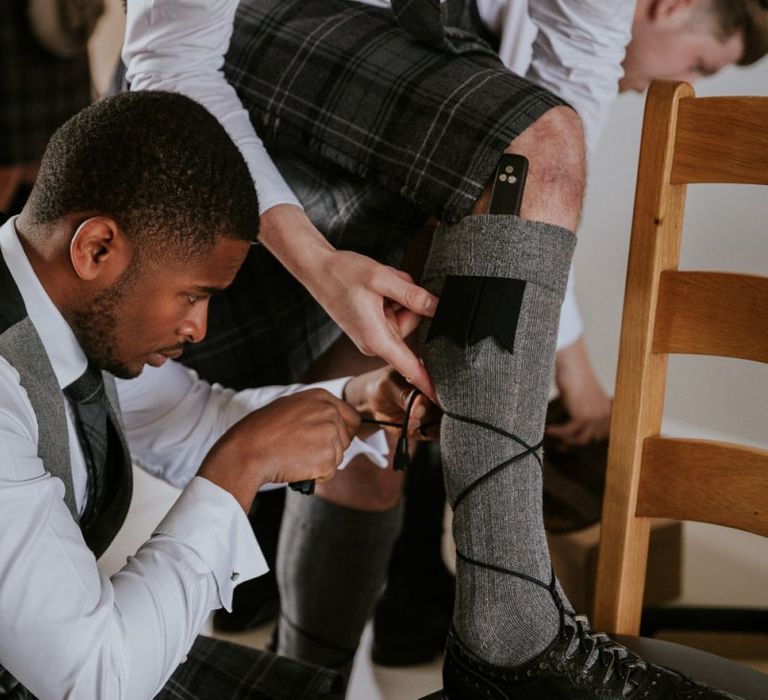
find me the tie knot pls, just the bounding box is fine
[64,364,105,404]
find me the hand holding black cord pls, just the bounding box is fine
[289,371,441,494]
[288,392,422,494]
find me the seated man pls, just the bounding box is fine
[0,89,428,700]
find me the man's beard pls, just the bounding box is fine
[70,271,138,380]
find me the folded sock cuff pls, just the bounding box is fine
[423,214,576,297]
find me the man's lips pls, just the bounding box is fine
[147,347,184,367]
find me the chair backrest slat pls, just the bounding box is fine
[653,271,768,363]
[637,437,768,537]
[672,97,768,185]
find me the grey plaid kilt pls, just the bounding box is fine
[0,635,341,699]
[181,0,566,389]
[156,636,343,700]
[0,2,92,165]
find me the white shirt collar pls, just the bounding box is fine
[0,217,88,389]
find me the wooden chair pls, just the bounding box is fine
[593,80,768,699]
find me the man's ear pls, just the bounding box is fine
[648,0,696,28]
[69,216,132,283]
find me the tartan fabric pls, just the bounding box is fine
[0,636,342,699]
[390,0,446,48]
[224,0,564,224]
[0,2,92,165]
[183,0,565,388]
[157,636,343,700]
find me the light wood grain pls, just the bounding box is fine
[672,97,768,185]
[638,437,768,537]
[594,80,693,636]
[653,271,768,363]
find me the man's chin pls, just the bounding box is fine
[94,358,143,380]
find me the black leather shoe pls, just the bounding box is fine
[441,616,743,699]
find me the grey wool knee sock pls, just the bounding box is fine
[276,491,403,687]
[420,214,576,667]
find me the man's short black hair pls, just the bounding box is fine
[26,90,259,258]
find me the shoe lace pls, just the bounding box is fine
[562,614,648,697]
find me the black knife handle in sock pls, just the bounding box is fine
[488,154,528,215]
[289,480,316,495]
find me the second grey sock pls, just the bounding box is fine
[276,491,403,688]
[421,214,576,667]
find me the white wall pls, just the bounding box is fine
[576,62,768,605]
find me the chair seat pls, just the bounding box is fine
[616,635,768,700]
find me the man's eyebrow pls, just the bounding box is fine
[192,284,227,295]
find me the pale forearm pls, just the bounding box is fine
[257,204,335,288]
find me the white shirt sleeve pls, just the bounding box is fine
[555,267,583,351]
[116,361,390,490]
[525,0,634,154]
[0,359,266,700]
[122,0,300,214]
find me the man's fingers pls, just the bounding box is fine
[330,395,361,442]
[373,269,438,318]
[378,335,437,404]
[394,308,423,338]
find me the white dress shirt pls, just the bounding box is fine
[0,217,387,699]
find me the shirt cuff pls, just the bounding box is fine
[339,431,390,470]
[309,376,351,400]
[153,476,268,612]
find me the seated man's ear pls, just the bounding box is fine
[649,0,696,28]
[69,216,132,283]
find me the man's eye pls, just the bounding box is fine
[187,295,200,305]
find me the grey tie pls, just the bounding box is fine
[64,364,129,555]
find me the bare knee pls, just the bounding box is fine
[473,106,586,232]
[316,450,404,511]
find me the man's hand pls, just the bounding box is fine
[344,367,441,440]
[546,337,612,448]
[198,389,361,511]
[259,205,439,403]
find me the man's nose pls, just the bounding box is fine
[178,302,208,344]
